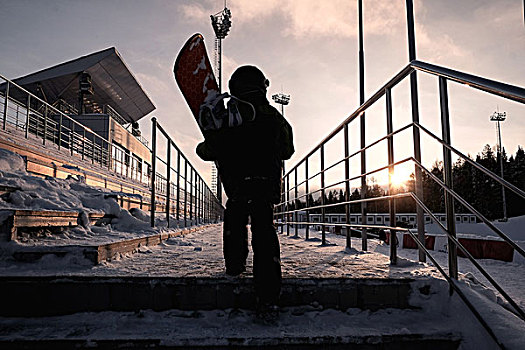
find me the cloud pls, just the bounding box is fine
[416,23,471,62]
[179,0,405,39]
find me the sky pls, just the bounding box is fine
[0,0,524,193]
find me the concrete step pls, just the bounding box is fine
[0,333,461,349]
[0,276,426,317]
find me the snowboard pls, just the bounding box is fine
[174,33,222,136]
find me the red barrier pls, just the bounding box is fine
[402,234,436,250]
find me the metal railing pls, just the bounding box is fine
[275,60,525,349]
[150,118,223,228]
[0,73,222,228]
[1,74,113,170]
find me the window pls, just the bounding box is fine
[350,217,356,223]
[332,217,338,223]
[131,155,142,182]
[367,217,373,223]
[409,216,415,222]
[377,217,383,223]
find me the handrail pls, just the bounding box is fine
[411,60,525,104]
[413,157,525,259]
[285,60,525,178]
[150,117,223,228]
[277,57,525,349]
[410,192,525,320]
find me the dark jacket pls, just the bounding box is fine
[197,96,294,203]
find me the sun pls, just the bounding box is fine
[389,169,412,188]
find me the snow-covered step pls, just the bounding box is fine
[0,209,105,241]
[9,223,219,264]
[0,276,427,317]
[0,325,461,350]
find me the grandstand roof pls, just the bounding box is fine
[1,47,155,123]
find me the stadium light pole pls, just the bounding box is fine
[490,111,508,221]
[272,93,290,117]
[272,92,291,234]
[210,4,232,204]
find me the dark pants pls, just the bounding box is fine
[223,198,282,304]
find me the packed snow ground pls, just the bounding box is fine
[0,226,524,349]
[0,149,524,348]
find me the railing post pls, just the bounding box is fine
[386,88,397,265]
[280,162,285,234]
[166,140,171,228]
[70,124,74,156]
[91,133,95,164]
[406,0,426,262]
[189,167,194,226]
[150,117,157,227]
[184,158,188,228]
[82,128,86,160]
[358,0,368,251]
[25,94,30,138]
[294,167,298,238]
[15,104,19,129]
[2,81,9,130]
[344,123,351,249]
[305,158,310,240]
[320,145,326,245]
[43,105,48,145]
[198,177,202,224]
[176,151,181,226]
[286,173,290,235]
[58,114,63,150]
[439,76,458,280]
[360,112,368,251]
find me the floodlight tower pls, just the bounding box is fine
[211,4,232,92]
[210,3,232,203]
[490,110,508,221]
[272,93,290,117]
[272,92,291,233]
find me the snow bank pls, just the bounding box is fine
[0,149,169,245]
[0,148,26,173]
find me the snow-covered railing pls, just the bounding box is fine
[150,118,223,228]
[276,60,525,348]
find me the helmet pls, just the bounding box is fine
[228,65,270,96]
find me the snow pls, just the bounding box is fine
[0,148,524,348]
[0,149,169,247]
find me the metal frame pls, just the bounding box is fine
[275,59,525,349]
[150,118,223,228]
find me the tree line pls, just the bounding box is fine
[288,145,525,220]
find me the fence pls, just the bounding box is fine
[275,60,525,348]
[150,118,223,228]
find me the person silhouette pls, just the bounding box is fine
[196,65,294,320]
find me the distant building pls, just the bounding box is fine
[211,163,218,196]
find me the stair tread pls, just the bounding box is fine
[0,307,461,348]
